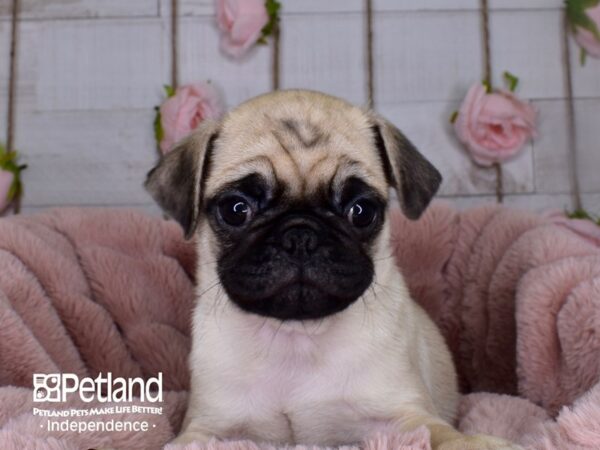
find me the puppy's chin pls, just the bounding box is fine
[226,281,369,321]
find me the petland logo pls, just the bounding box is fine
[33,373,163,403]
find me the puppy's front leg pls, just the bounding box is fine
[170,421,213,446]
[396,412,523,450]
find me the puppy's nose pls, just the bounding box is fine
[281,226,319,259]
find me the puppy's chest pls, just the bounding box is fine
[217,335,392,445]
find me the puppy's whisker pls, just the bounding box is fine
[196,278,223,300]
[359,293,369,328]
[372,280,406,302]
[214,286,229,328]
[369,279,401,316]
[301,321,319,349]
[372,253,397,263]
[252,317,271,339]
[198,279,225,320]
[196,259,219,268]
[313,317,326,335]
[267,320,286,356]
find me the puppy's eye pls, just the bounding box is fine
[218,196,253,227]
[347,200,377,228]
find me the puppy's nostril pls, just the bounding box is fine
[281,227,319,258]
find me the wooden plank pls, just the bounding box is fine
[374,10,482,104]
[571,39,600,99]
[0,0,158,20]
[20,203,162,216]
[171,0,562,16]
[34,19,166,112]
[488,0,563,10]
[280,13,366,105]
[375,9,598,103]
[171,0,364,16]
[490,9,564,101]
[378,101,534,196]
[177,16,270,109]
[15,110,158,206]
[0,21,37,110]
[379,0,562,11]
[446,193,600,213]
[533,98,600,195]
[531,99,571,194]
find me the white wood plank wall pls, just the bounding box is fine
[0,0,599,215]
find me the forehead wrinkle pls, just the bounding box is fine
[329,158,384,200]
[205,155,276,197]
[280,118,327,149]
[307,154,330,174]
[271,129,306,195]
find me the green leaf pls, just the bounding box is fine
[0,152,15,167]
[503,71,519,92]
[153,109,164,145]
[7,177,18,202]
[259,0,281,41]
[153,85,175,150]
[449,111,459,124]
[482,79,492,93]
[566,0,600,40]
[163,85,175,97]
[0,144,27,204]
[580,47,588,65]
[567,208,598,221]
[265,0,281,16]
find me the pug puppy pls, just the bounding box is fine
[146,90,520,450]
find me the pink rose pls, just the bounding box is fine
[0,169,14,214]
[216,0,269,58]
[543,210,600,247]
[454,83,537,167]
[573,3,600,58]
[159,82,223,154]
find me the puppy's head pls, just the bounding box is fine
[146,90,441,321]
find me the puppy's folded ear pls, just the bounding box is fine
[369,114,442,220]
[145,120,219,239]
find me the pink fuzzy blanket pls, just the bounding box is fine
[1,204,600,449]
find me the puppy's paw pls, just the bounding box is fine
[437,434,523,450]
[167,437,257,450]
[167,431,212,447]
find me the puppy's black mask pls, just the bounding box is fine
[206,174,384,321]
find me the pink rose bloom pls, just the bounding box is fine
[0,169,14,214]
[159,82,223,154]
[454,83,537,167]
[216,0,269,58]
[543,209,600,247]
[573,3,600,58]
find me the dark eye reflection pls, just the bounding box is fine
[218,196,253,227]
[347,199,378,228]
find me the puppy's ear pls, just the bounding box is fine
[145,120,219,238]
[369,115,442,220]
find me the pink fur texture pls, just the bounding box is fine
[0,204,599,449]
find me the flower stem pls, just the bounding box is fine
[494,163,503,203]
[562,7,583,211]
[271,17,280,90]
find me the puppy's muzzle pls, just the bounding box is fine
[218,213,374,321]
